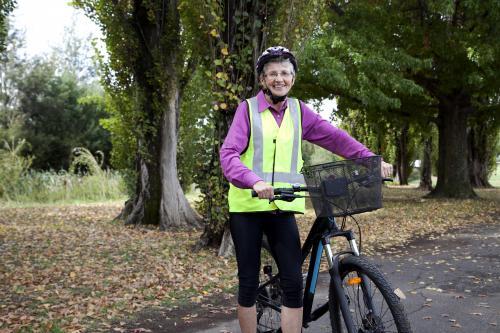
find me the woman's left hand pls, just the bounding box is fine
[381,161,393,178]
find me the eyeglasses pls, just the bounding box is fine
[264,71,293,80]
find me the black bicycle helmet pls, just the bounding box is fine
[256,46,298,76]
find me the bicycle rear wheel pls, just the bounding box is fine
[256,241,282,333]
[329,255,412,333]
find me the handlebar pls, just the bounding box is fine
[251,178,393,201]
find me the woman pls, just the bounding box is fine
[220,46,392,333]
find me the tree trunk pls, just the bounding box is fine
[159,84,202,228]
[430,93,476,198]
[468,123,494,188]
[419,135,433,190]
[218,225,234,257]
[117,0,201,228]
[395,123,410,185]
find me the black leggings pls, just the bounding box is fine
[229,212,303,308]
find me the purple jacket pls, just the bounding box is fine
[220,91,374,189]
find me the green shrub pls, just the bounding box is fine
[0,139,32,200]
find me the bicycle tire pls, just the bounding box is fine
[329,255,412,333]
[256,242,282,333]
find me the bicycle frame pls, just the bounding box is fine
[256,215,370,333]
[302,215,361,329]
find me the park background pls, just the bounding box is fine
[0,0,499,332]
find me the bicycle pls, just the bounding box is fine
[253,155,412,333]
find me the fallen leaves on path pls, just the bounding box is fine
[0,203,237,332]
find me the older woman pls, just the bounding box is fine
[220,46,392,333]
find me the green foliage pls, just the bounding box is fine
[50,21,98,82]
[0,140,124,204]
[267,0,325,47]
[0,0,16,53]
[468,102,500,179]
[74,0,187,160]
[0,27,25,144]
[178,67,212,191]
[338,108,395,162]
[295,6,429,112]
[0,25,111,172]
[302,141,339,166]
[69,147,104,175]
[294,1,500,197]
[16,59,110,170]
[0,138,31,200]
[98,90,137,195]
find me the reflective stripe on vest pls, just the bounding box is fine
[248,97,305,185]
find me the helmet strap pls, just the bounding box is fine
[263,88,287,104]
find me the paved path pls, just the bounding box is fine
[186,222,500,333]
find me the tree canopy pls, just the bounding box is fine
[0,0,16,54]
[295,0,500,197]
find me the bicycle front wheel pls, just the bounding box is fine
[329,255,412,333]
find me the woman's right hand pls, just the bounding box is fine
[252,181,274,199]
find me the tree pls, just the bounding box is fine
[0,27,25,144]
[177,67,212,192]
[0,0,16,54]
[74,0,200,228]
[298,1,500,198]
[294,5,430,181]
[418,122,437,191]
[16,58,110,170]
[468,99,500,188]
[51,21,98,82]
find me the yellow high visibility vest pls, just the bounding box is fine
[228,96,306,213]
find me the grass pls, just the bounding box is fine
[0,170,127,208]
[407,164,500,188]
[489,163,500,187]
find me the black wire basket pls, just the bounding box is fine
[302,156,383,217]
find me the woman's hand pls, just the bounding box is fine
[381,161,393,178]
[252,181,274,199]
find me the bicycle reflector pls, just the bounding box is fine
[346,277,362,286]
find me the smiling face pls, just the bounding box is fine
[260,61,296,98]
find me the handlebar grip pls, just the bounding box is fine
[251,189,282,197]
[251,186,307,198]
[382,178,393,182]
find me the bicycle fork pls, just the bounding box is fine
[323,229,375,333]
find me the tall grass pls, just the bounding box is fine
[490,164,500,187]
[0,170,127,205]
